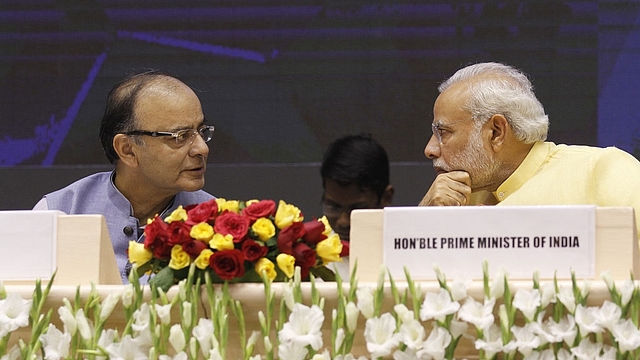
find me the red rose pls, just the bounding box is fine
[293,241,317,268]
[340,240,350,257]
[209,249,245,280]
[277,222,305,254]
[241,239,268,262]
[302,220,328,245]
[186,199,219,225]
[242,200,277,221]
[183,239,208,258]
[168,221,192,246]
[144,216,173,259]
[214,212,251,242]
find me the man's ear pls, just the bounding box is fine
[113,134,139,167]
[488,114,509,151]
[380,184,395,207]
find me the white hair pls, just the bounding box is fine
[439,62,549,143]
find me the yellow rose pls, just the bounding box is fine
[318,216,333,237]
[276,253,296,278]
[245,199,259,206]
[190,222,214,242]
[254,257,277,281]
[316,234,343,264]
[164,206,188,223]
[209,233,235,251]
[169,245,191,270]
[274,200,303,229]
[194,249,213,269]
[251,217,276,241]
[216,198,240,213]
[128,241,153,266]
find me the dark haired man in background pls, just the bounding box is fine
[320,133,394,278]
[33,70,215,282]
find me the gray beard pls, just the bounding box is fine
[433,129,504,191]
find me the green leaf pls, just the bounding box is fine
[149,266,177,293]
[310,266,336,282]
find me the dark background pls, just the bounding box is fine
[1,1,638,218]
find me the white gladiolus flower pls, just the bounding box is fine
[419,288,460,322]
[364,312,400,358]
[539,283,556,308]
[159,352,188,360]
[0,293,32,337]
[393,303,414,325]
[574,304,603,336]
[457,296,495,332]
[277,340,309,360]
[75,308,92,340]
[57,305,77,336]
[556,286,576,314]
[0,344,20,360]
[105,334,149,360]
[132,303,151,333]
[181,301,192,328]
[619,279,636,307]
[449,273,472,302]
[169,324,186,353]
[511,323,540,357]
[417,326,452,360]
[611,318,640,353]
[449,319,469,339]
[97,328,117,358]
[311,349,332,360]
[529,313,561,345]
[600,345,617,360]
[596,300,622,331]
[155,303,172,325]
[121,283,135,309]
[335,328,346,351]
[570,337,602,360]
[489,268,508,299]
[263,335,273,353]
[522,349,557,360]
[278,303,324,351]
[513,289,541,322]
[547,314,578,347]
[192,318,214,356]
[356,286,375,319]
[100,289,121,322]
[40,323,71,360]
[208,348,223,360]
[393,347,431,360]
[345,301,360,333]
[282,282,295,311]
[475,324,504,359]
[397,318,425,350]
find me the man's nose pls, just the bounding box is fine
[190,133,210,157]
[424,135,441,159]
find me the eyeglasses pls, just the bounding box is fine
[125,125,215,146]
[431,118,473,144]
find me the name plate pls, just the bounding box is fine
[383,206,596,280]
[0,211,58,280]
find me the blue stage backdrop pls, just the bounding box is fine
[0,1,637,165]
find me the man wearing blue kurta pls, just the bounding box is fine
[34,71,215,283]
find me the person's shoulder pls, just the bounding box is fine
[46,171,112,195]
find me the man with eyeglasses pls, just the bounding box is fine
[418,62,640,239]
[33,70,216,283]
[320,134,395,279]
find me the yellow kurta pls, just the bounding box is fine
[468,141,640,236]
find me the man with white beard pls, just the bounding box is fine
[418,62,640,238]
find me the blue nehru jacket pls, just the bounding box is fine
[43,171,215,283]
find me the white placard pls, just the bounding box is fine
[383,206,596,280]
[0,211,59,280]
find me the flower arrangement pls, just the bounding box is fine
[128,198,347,291]
[2,262,640,359]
